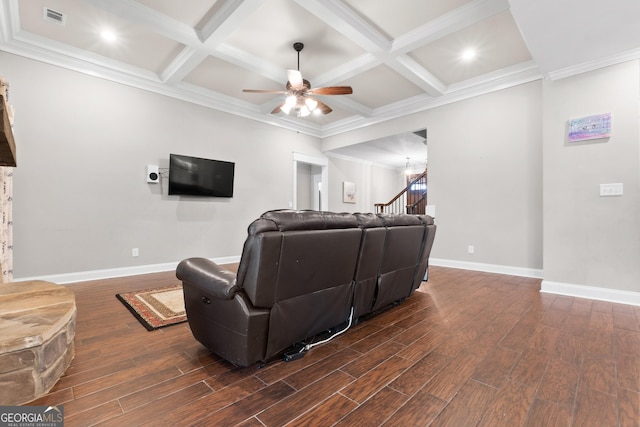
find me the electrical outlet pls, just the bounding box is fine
[467,245,474,254]
[132,248,139,257]
[599,183,623,196]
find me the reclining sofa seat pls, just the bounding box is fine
[177,210,436,367]
[353,213,435,317]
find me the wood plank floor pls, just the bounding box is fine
[30,266,640,426]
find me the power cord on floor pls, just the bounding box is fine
[284,307,355,362]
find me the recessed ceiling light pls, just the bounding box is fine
[461,48,476,61]
[100,29,117,43]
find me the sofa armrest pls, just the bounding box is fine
[176,258,239,300]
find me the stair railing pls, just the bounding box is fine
[374,171,427,214]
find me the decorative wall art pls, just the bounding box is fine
[343,181,356,203]
[568,113,611,142]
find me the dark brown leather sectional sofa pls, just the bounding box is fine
[176,209,436,367]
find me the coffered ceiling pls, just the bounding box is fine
[1,0,639,167]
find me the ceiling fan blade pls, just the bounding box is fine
[270,102,285,114]
[313,98,333,114]
[287,69,304,90]
[243,89,287,94]
[308,86,353,95]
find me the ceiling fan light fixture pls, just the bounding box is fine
[243,42,352,118]
[285,95,297,108]
[305,97,318,111]
[299,106,311,117]
[281,95,297,114]
[294,96,310,117]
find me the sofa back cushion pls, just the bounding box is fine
[352,213,385,317]
[238,210,361,307]
[236,210,363,358]
[372,214,426,311]
[235,219,281,307]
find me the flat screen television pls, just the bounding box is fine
[168,153,235,197]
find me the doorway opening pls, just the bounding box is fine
[292,153,328,211]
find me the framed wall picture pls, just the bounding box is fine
[568,113,611,142]
[343,181,356,203]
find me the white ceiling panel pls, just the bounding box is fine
[344,0,474,39]
[19,0,185,73]
[509,0,640,75]
[410,11,531,85]
[223,0,366,81]
[329,130,428,169]
[341,64,424,109]
[185,55,283,103]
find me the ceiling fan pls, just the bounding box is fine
[242,42,353,117]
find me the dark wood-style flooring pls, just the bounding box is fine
[30,266,640,426]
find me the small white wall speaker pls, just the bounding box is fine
[147,164,159,183]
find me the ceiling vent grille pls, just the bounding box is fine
[43,8,66,25]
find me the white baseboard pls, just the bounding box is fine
[429,258,543,279]
[14,255,242,285]
[19,258,640,307]
[541,280,640,307]
[430,259,640,306]
[20,256,538,285]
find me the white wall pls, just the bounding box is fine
[542,60,640,294]
[370,164,405,210]
[324,81,544,274]
[8,49,638,301]
[327,156,401,213]
[3,52,324,278]
[427,83,543,271]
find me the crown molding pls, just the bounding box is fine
[546,47,640,81]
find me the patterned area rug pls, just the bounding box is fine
[116,284,186,330]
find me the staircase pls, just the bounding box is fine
[375,171,427,214]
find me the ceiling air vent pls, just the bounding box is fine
[43,8,66,25]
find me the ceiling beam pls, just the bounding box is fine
[391,0,511,54]
[85,0,199,46]
[296,0,391,55]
